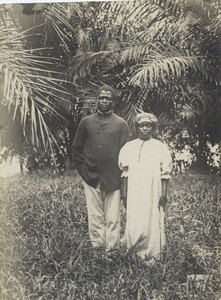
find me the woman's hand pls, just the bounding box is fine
[159,179,169,212]
[158,195,167,212]
[121,177,128,209]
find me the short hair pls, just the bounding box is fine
[96,85,118,102]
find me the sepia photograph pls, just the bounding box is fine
[0,0,220,299]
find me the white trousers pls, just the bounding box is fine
[83,181,121,251]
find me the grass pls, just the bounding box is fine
[0,170,220,299]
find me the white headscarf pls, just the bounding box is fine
[134,112,159,138]
[134,112,158,125]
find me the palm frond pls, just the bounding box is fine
[183,0,220,21]
[76,27,91,51]
[121,101,143,130]
[158,112,175,123]
[38,3,75,53]
[67,50,114,83]
[122,0,182,22]
[120,12,199,64]
[178,103,195,120]
[0,23,70,151]
[128,42,214,88]
[120,44,150,64]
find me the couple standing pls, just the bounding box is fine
[72,86,172,261]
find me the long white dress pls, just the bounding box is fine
[118,138,172,260]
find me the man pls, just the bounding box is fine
[72,86,130,253]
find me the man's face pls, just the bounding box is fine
[97,90,114,113]
[137,122,153,140]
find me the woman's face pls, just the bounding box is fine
[137,122,153,140]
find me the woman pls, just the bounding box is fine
[119,112,172,261]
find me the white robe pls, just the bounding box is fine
[119,138,172,260]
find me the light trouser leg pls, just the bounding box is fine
[104,189,121,251]
[83,181,106,249]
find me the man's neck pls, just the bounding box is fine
[97,109,113,115]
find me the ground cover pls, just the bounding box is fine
[0,170,220,299]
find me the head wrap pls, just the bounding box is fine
[134,112,159,138]
[96,85,118,102]
[134,112,158,125]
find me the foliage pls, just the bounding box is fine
[0,171,220,299]
[63,0,221,168]
[1,1,221,170]
[0,4,71,155]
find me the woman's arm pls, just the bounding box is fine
[158,178,169,211]
[159,143,172,211]
[121,176,128,209]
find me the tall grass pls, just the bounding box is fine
[0,170,220,299]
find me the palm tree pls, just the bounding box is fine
[1,1,221,169]
[117,0,221,168]
[63,0,221,169]
[0,4,71,166]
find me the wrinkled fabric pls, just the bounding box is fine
[119,138,172,259]
[72,111,129,191]
[83,181,121,250]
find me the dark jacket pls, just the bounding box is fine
[72,111,130,191]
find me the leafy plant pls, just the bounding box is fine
[0,171,220,299]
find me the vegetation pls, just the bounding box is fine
[0,170,220,299]
[0,1,221,171]
[0,2,220,299]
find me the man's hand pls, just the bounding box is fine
[158,195,167,212]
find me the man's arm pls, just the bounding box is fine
[120,121,130,148]
[72,119,87,175]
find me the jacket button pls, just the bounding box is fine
[98,145,101,149]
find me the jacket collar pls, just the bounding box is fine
[97,110,113,116]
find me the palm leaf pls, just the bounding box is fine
[76,27,91,51]
[0,23,70,152]
[158,112,176,126]
[40,3,75,49]
[67,50,114,83]
[128,42,214,88]
[178,103,195,119]
[121,101,143,130]
[120,44,150,64]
